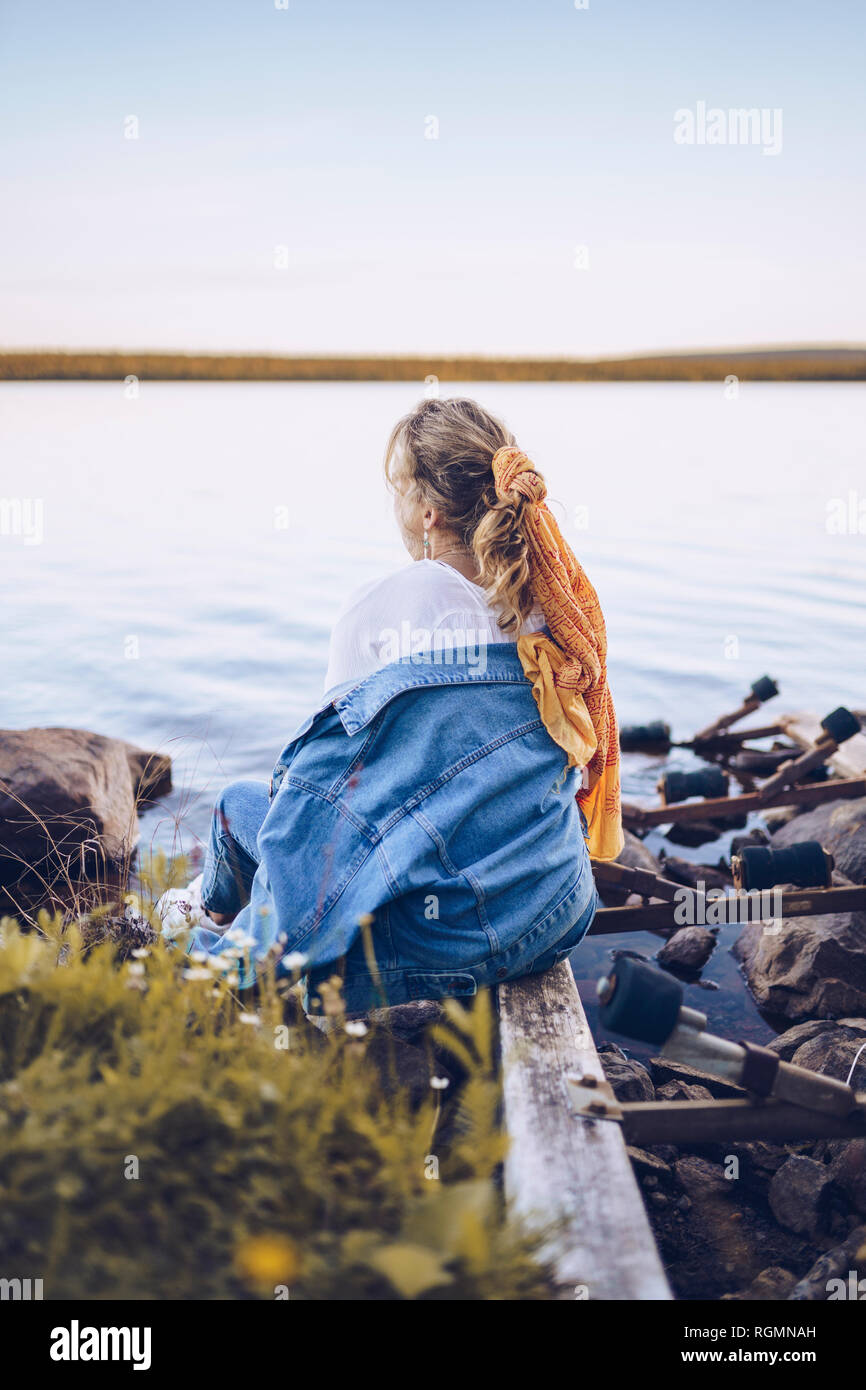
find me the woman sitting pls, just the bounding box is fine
[169,396,622,1011]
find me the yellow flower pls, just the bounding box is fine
[235,1234,300,1288]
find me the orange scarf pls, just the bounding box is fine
[492,446,623,861]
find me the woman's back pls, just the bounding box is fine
[324,557,544,695]
[266,641,595,1011]
[175,394,619,1012]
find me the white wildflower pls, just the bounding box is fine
[281,952,307,973]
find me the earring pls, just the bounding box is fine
[423,529,430,556]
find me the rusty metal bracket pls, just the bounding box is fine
[566,1072,624,1123]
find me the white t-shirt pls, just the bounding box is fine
[324,559,545,696]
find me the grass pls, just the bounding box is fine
[0,883,552,1300]
[2,347,866,382]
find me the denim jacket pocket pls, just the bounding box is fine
[406,970,478,1000]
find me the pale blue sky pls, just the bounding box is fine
[1,0,864,355]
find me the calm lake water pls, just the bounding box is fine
[3,381,865,1046]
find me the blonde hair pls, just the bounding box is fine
[384,397,541,633]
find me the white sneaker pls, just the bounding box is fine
[154,874,222,939]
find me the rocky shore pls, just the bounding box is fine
[0,726,171,910]
[602,799,866,1300]
[2,724,865,1300]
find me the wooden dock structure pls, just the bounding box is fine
[496,706,866,1301]
[498,962,672,1300]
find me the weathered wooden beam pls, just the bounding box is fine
[622,775,866,827]
[620,1095,866,1146]
[590,859,685,902]
[682,720,784,750]
[779,711,866,780]
[498,962,671,1300]
[589,884,866,934]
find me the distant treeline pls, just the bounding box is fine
[2,348,865,383]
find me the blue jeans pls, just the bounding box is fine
[200,780,270,919]
[199,778,598,1008]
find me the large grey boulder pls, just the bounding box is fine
[0,727,171,885]
[733,910,866,1021]
[768,1156,835,1236]
[772,795,866,885]
[656,925,716,973]
[733,798,866,1024]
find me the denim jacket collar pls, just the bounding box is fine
[333,644,530,735]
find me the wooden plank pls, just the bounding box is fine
[498,962,671,1300]
[622,775,866,827]
[779,710,866,779]
[589,884,866,934]
[621,1095,866,1146]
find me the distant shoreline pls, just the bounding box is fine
[2,348,865,383]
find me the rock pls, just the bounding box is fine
[731,829,771,855]
[767,1021,866,1086]
[730,1141,792,1176]
[78,912,159,961]
[657,1079,714,1102]
[627,1145,672,1178]
[366,999,446,1046]
[664,821,727,849]
[751,1265,799,1299]
[768,1156,834,1236]
[598,1052,655,1102]
[788,1224,866,1299]
[656,926,716,973]
[829,1139,866,1214]
[675,1154,731,1201]
[364,1033,456,1108]
[791,1027,866,1081]
[122,742,173,804]
[617,829,662,873]
[733,911,866,1021]
[0,727,171,886]
[659,854,732,891]
[725,1265,799,1300]
[648,1153,818,1299]
[772,796,866,885]
[766,1020,842,1061]
[762,806,799,830]
[648,1056,747,1098]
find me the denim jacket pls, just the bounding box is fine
[187,644,596,1011]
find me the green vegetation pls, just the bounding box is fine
[0,906,549,1300]
[1,347,865,383]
